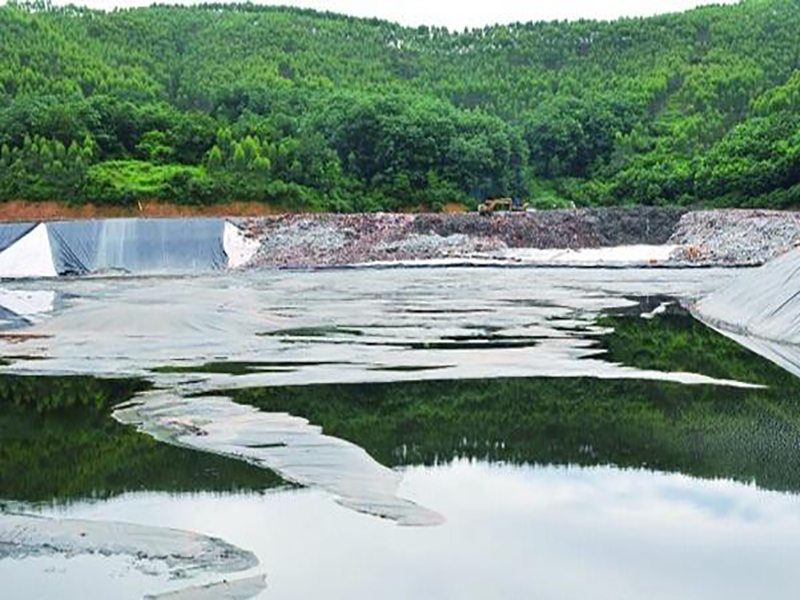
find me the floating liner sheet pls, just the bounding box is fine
[0,218,257,278]
[0,512,263,600]
[115,390,445,527]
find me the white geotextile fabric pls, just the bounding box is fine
[0,223,58,278]
[223,222,260,269]
[695,247,800,344]
[503,244,680,266]
[0,289,56,322]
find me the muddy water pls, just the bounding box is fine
[3,266,800,599]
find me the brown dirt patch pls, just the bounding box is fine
[443,202,469,213]
[0,200,286,222]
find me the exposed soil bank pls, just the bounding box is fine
[406,207,686,248]
[0,200,285,221]
[0,200,468,222]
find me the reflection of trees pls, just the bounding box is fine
[0,375,282,503]
[597,313,800,388]
[233,315,800,494]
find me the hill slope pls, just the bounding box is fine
[1,0,799,210]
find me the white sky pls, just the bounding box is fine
[43,0,741,30]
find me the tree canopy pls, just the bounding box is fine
[1,0,799,210]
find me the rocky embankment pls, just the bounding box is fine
[237,208,800,268]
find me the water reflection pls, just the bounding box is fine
[3,308,800,506]
[6,460,800,600]
[4,295,800,598]
[230,312,800,495]
[0,374,282,504]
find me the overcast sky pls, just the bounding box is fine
[44,0,740,29]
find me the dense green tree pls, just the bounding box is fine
[1,0,799,209]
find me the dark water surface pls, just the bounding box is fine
[2,267,800,599]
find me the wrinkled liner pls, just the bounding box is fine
[48,219,227,275]
[0,512,258,576]
[145,574,267,600]
[0,218,263,278]
[114,390,444,527]
[695,247,800,343]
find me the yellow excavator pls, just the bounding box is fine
[478,198,529,215]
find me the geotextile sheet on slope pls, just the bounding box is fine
[47,218,228,275]
[0,223,36,253]
[695,247,800,344]
[693,247,800,379]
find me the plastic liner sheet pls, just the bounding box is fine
[705,326,800,381]
[114,391,445,527]
[695,248,800,344]
[0,223,36,253]
[0,223,58,278]
[0,512,258,576]
[47,218,227,275]
[145,575,267,600]
[0,289,56,329]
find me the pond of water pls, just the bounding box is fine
[2,267,798,599]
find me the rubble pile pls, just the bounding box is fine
[242,208,686,268]
[235,208,800,269]
[669,210,800,266]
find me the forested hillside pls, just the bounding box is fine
[1,0,799,210]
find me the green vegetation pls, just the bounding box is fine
[596,312,800,387]
[1,0,800,210]
[231,313,800,493]
[0,374,282,503]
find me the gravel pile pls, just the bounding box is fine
[375,233,506,258]
[669,210,800,266]
[253,217,350,265]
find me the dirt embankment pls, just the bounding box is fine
[0,200,285,221]
[0,200,471,222]
[409,207,686,248]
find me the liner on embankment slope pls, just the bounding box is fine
[695,247,800,376]
[0,218,257,278]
